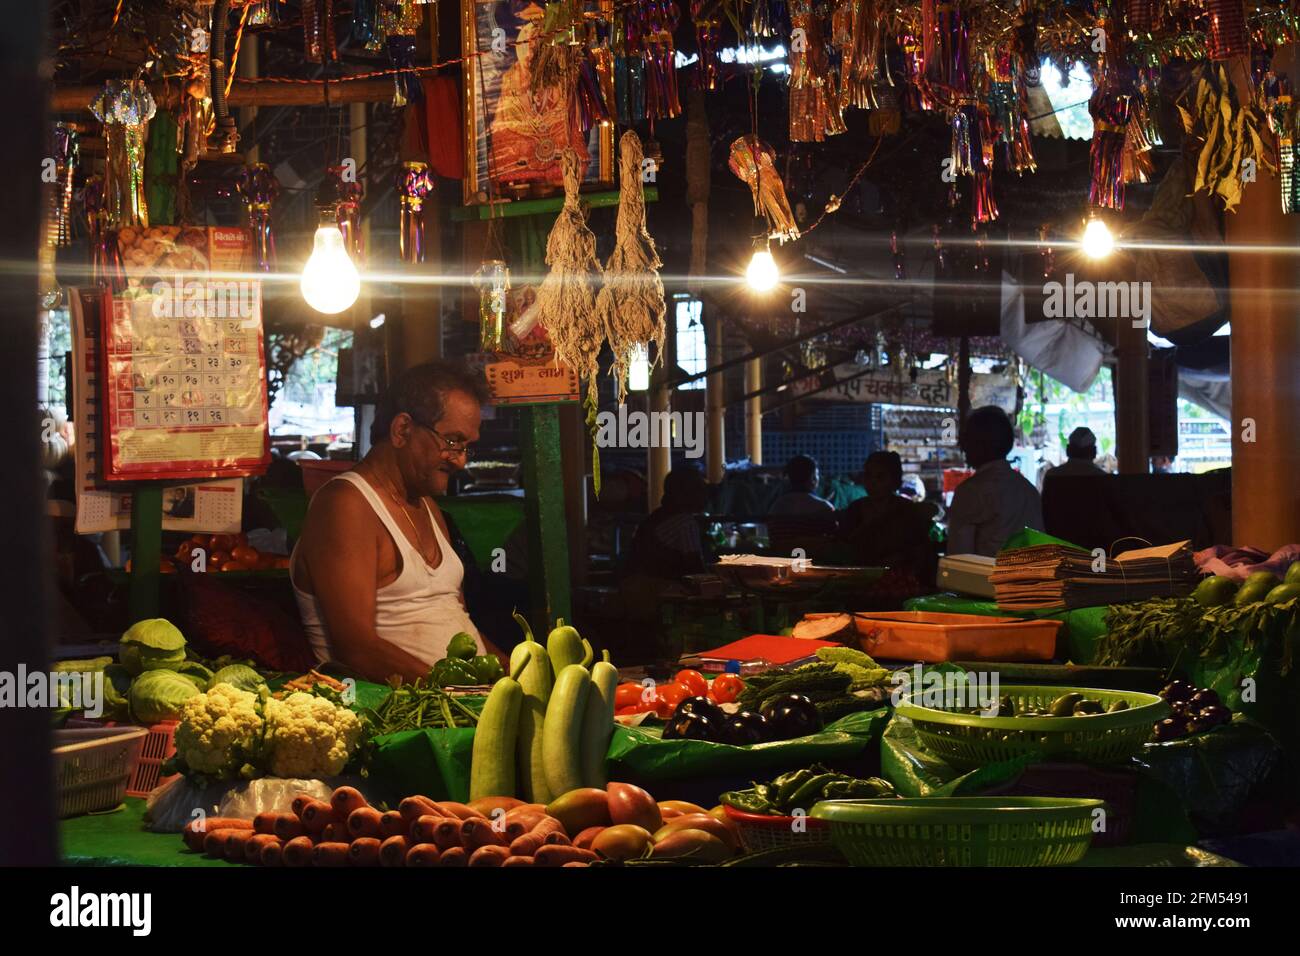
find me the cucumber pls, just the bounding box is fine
[542,663,592,798]
[469,656,527,801]
[547,619,586,674]
[511,638,554,803]
[579,657,619,788]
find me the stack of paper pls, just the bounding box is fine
[991,540,1197,610]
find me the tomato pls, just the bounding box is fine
[615,706,643,717]
[653,682,692,718]
[208,534,236,552]
[710,673,745,704]
[208,550,231,570]
[231,544,259,566]
[221,560,250,572]
[674,669,709,697]
[616,683,647,710]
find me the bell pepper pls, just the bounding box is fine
[431,658,480,687]
[469,654,505,685]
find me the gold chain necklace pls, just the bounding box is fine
[377,473,432,557]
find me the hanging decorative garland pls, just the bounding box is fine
[236,163,280,273]
[398,161,432,263]
[89,79,156,231]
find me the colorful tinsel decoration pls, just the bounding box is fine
[616,0,680,121]
[237,163,280,272]
[48,123,79,249]
[398,161,432,264]
[301,0,339,64]
[694,14,722,92]
[89,80,156,230]
[84,176,125,292]
[1089,90,1133,210]
[728,135,800,242]
[789,0,846,142]
[1205,0,1249,61]
[331,165,365,263]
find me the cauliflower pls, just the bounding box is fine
[173,683,265,778]
[264,692,363,779]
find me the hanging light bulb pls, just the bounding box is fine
[628,343,650,392]
[746,240,779,292]
[1081,216,1114,260]
[301,210,360,314]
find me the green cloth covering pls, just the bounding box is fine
[437,496,525,568]
[61,798,231,867]
[366,726,477,804]
[904,593,1110,664]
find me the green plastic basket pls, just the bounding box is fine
[811,797,1103,866]
[895,684,1167,770]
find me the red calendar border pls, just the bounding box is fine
[98,287,271,482]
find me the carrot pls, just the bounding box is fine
[380,810,406,838]
[182,818,252,852]
[406,843,442,867]
[431,819,463,851]
[410,814,443,843]
[260,841,284,867]
[321,823,340,843]
[509,831,545,857]
[530,816,564,839]
[468,845,511,867]
[399,796,442,826]
[202,829,243,858]
[505,812,546,840]
[573,826,605,850]
[348,807,384,839]
[502,855,535,867]
[245,833,280,864]
[290,794,314,818]
[469,796,525,817]
[349,837,382,867]
[312,842,351,867]
[434,801,485,821]
[282,835,315,868]
[437,846,468,867]
[461,817,507,852]
[543,831,572,846]
[299,799,334,832]
[223,830,254,862]
[253,811,280,835]
[534,845,599,867]
[271,814,305,841]
[562,861,591,867]
[330,786,368,822]
[379,835,410,867]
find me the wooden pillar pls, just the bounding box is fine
[1114,321,1150,474]
[1226,49,1300,546]
[649,368,671,509]
[745,358,763,464]
[706,310,725,483]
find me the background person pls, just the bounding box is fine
[946,406,1044,557]
[768,454,834,515]
[1045,426,1107,480]
[838,451,938,579]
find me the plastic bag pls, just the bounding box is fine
[143,775,367,831]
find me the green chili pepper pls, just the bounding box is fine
[773,769,815,807]
[785,773,838,811]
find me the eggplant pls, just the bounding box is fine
[759,694,822,741]
[662,711,718,742]
[724,711,769,746]
[1160,680,1194,703]
[1189,689,1222,710]
[674,696,724,722]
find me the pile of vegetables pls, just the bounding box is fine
[165,680,363,783]
[736,647,892,725]
[613,669,746,719]
[1152,681,1232,742]
[429,632,506,687]
[660,692,822,745]
[467,614,615,803]
[181,781,743,867]
[359,677,481,735]
[721,765,896,816]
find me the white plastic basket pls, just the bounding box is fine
[54,727,148,818]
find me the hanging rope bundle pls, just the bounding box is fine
[597,131,666,405]
[536,149,605,390]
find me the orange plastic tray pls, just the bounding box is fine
[853,611,1061,663]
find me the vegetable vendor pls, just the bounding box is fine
[292,361,506,682]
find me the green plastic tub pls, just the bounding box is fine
[894,684,1167,769]
[811,797,1103,866]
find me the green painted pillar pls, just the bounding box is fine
[519,404,571,634]
[128,484,163,622]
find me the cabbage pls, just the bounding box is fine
[211,664,267,695]
[176,661,214,691]
[129,669,200,723]
[120,619,187,676]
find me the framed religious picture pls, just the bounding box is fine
[461,0,615,205]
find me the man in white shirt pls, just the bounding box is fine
[1044,427,1107,480]
[769,455,835,516]
[946,406,1043,557]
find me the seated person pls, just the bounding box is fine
[839,451,937,579]
[1044,427,1107,481]
[619,467,714,621]
[946,405,1043,557]
[291,361,504,683]
[768,454,837,560]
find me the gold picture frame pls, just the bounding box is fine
[461,0,615,205]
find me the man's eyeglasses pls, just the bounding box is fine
[408,416,474,461]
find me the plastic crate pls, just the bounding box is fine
[723,804,835,854]
[811,797,1103,866]
[54,727,148,817]
[854,610,1062,663]
[126,721,180,798]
